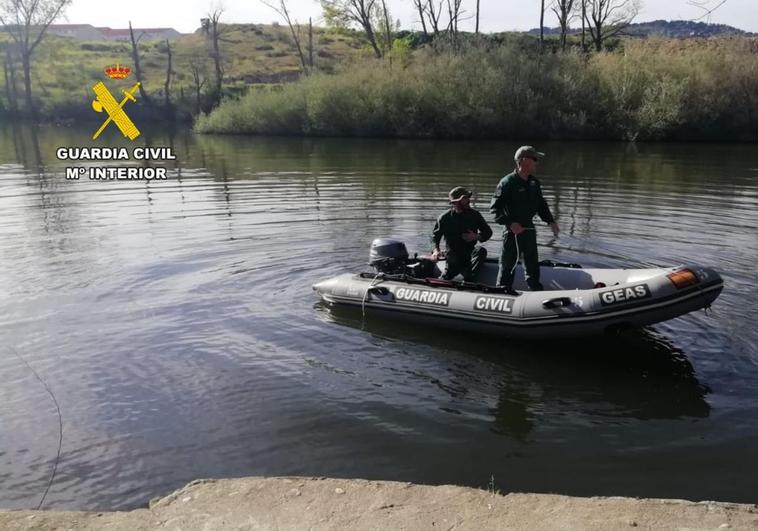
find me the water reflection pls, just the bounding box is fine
[317,302,711,439]
[1,123,756,508]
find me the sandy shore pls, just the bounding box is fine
[1,477,757,530]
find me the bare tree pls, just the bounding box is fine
[581,0,587,50]
[445,0,465,36]
[320,0,382,58]
[583,0,641,52]
[540,0,545,49]
[262,0,309,73]
[129,21,153,106]
[0,0,71,114]
[411,0,429,36]
[688,0,729,21]
[552,0,577,51]
[163,39,172,109]
[308,17,314,70]
[379,0,393,55]
[3,46,19,113]
[204,5,225,105]
[428,0,443,35]
[412,0,467,40]
[414,0,443,36]
[188,59,207,115]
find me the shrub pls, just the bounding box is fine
[196,37,758,141]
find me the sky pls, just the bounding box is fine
[61,0,758,34]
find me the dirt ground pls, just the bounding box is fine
[1,477,757,530]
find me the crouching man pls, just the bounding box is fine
[431,186,493,281]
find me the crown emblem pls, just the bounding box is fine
[104,64,131,80]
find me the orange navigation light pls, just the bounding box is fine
[667,269,699,289]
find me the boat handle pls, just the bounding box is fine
[367,286,391,297]
[542,297,572,309]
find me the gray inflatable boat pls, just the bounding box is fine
[313,239,724,339]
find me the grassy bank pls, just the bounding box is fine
[0,24,366,122]
[196,37,758,141]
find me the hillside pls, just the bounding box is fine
[528,19,754,38]
[1,20,757,123]
[0,23,372,118]
[625,19,754,38]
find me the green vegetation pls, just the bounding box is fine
[0,24,369,121]
[196,36,758,141]
[2,20,757,141]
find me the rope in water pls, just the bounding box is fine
[558,233,664,269]
[7,346,63,510]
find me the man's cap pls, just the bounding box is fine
[514,146,545,161]
[448,186,472,202]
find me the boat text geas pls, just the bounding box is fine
[312,239,724,339]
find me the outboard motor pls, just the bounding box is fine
[369,238,409,274]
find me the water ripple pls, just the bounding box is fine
[1,130,757,508]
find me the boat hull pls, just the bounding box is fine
[313,262,723,339]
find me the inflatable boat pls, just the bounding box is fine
[312,239,724,339]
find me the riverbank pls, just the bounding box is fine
[195,37,758,142]
[1,477,757,530]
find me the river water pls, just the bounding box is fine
[0,125,756,510]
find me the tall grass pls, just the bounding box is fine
[196,38,758,141]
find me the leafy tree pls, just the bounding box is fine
[0,0,71,114]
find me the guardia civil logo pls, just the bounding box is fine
[91,64,141,141]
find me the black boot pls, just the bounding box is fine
[527,281,544,292]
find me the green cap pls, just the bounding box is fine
[448,186,472,202]
[514,146,545,162]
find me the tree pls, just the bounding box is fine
[420,0,443,36]
[583,0,641,52]
[411,0,466,41]
[262,0,309,73]
[129,21,153,106]
[379,0,393,55]
[308,17,314,70]
[540,0,545,49]
[203,5,225,105]
[688,0,729,21]
[320,0,382,58]
[580,0,587,50]
[552,0,576,51]
[411,0,429,36]
[163,39,173,110]
[445,0,465,37]
[0,0,71,114]
[188,59,207,115]
[3,45,19,113]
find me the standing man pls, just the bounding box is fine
[490,146,560,292]
[432,186,493,281]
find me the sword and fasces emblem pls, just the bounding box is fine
[91,64,141,141]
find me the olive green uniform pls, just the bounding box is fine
[432,207,492,281]
[489,172,555,290]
